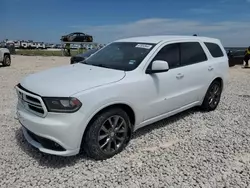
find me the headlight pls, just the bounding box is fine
[43,97,82,113]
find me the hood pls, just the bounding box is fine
[20,64,126,97]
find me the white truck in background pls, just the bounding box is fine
[0,48,11,66]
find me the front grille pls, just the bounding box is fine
[16,84,46,117]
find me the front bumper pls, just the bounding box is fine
[22,126,79,156]
[16,103,85,156]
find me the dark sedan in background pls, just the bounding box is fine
[70,48,99,64]
[226,49,245,67]
[61,32,93,42]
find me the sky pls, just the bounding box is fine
[1,0,250,47]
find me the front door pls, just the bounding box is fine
[143,43,185,120]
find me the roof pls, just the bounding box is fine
[115,35,220,44]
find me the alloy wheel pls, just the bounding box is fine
[208,83,221,109]
[98,115,128,154]
[6,58,10,66]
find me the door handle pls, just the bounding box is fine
[176,73,184,79]
[208,66,214,71]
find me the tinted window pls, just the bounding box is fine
[81,42,156,71]
[180,42,207,66]
[153,43,180,69]
[233,50,245,57]
[80,49,98,57]
[205,42,224,57]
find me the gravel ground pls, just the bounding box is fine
[1,55,250,188]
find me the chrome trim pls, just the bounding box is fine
[15,86,47,117]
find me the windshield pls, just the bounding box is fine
[81,42,156,71]
[81,49,98,57]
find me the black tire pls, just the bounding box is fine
[83,108,131,160]
[2,54,11,66]
[200,80,222,111]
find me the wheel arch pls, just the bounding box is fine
[2,53,11,66]
[4,53,10,58]
[81,103,136,148]
[88,103,135,126]
[201,76,224,105]
[211,77,224,90]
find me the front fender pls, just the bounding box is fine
[0,48,10,54]
[0,48,10,61]
[86,99,138,125]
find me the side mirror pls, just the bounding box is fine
[146,60,169,74]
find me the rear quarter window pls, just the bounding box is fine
[204,42,224,58]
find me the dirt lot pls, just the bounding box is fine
[1,56,250,188]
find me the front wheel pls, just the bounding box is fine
[2,55,11,66]
[83,108,131,160]
[200,80,222,111]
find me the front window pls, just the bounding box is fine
[80,42,156,71]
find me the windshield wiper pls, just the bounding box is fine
[85,63,112,69]
[80,62,114,69]
[94,64,112,68]
[80,61,88,64]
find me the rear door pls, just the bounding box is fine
[175,41,210,106]
[79,33,86,42]
[75,33,81,42]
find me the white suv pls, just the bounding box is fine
[15,35,229,160]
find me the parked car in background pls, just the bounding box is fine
[15,35,229,160]
[0,48,11,66]
[61,32,93,42]
[0,42,16,55]
[70,48,99,64]
[36,43,46,49]
[20,41,28,49]
[227,50,245,67]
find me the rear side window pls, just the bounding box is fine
[180,42,207,66]
[153,43,180,69]
[205,42,224,58]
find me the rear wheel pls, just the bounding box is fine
[83,108,131,160]
[2,54,11,66]
[200,80,222,111]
